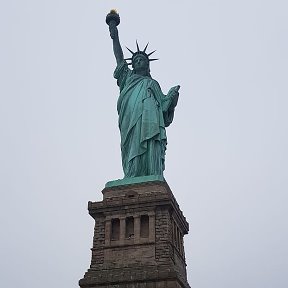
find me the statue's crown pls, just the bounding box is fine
[125,41,158,66]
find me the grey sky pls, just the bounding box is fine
[0,1,287,287]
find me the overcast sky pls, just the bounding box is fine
[0,1,287,288]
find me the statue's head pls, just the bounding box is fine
[125,41,158,75]
[132,54,150,74]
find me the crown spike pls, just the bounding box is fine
[147,50,156,57]
[136,40,140,52]
[143,42,149,53]
[149,58,159,62]
[126,46,134,54]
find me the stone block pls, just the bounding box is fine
[80,181,190,288]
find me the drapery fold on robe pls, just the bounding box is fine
[114,61,175,177]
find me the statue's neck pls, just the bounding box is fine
[133,66,149,76]
[134,70,149,77]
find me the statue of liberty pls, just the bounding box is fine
[106,10,180,178]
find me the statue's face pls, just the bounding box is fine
[132,55,149,73]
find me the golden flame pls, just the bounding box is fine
[110,9,118,14]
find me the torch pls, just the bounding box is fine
[106,9,120,37]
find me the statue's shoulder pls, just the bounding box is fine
[149,77,161,89]
[114,61,132,79]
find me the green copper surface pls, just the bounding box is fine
[106,11,180,178]
[105,175,165,188]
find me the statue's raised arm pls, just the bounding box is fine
[106,10,124,65]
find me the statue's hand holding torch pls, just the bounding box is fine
[106,10,120,40]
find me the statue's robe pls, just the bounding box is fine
[114,61,175,177]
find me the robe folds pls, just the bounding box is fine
[114,61,175,178]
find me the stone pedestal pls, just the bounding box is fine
[79,180,191,288]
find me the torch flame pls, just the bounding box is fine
[110,9,118,14]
